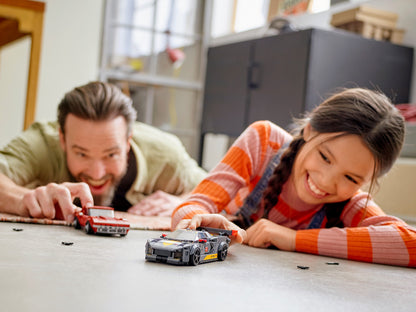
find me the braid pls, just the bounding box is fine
[323,201,348,228]
[261,135,305,218]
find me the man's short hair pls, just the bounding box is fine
[57,81,137,137]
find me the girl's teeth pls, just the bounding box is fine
[308,176,326,196]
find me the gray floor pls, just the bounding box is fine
[0,222,415,312]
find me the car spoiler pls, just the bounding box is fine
[197,227,237,237]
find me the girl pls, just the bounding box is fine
[172,88,416,267]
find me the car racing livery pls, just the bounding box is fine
[74,206,130,236]
[145,227,236,265]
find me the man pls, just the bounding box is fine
[0,81,206,222]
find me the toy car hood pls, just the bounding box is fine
[91,216,129,226]
[147,239,190,251]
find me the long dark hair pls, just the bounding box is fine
[261,88,405,228]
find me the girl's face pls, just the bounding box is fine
[292,124,375,205]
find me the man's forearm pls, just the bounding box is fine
[0,173,29,215]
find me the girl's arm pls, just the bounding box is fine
[171,121,291,228]
[295,193,416,267]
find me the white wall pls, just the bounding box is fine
[0,0,104,147]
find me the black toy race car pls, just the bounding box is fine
[145,227,237,265]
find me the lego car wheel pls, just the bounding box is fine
[189,248,201,266]
[73,217,81,229]
[85,222,93,235]
[218,242,228,261]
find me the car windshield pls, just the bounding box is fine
[87,208,114,218]
[165,229,199,241]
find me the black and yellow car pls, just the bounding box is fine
[145,227,236,265]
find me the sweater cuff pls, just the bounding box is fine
[295,229,321,255]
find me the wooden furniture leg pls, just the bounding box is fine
[0,0,45,129]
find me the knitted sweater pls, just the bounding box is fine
[172,120,416,267]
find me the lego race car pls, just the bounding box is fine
[145,227,237,265]
[74,206,130,236]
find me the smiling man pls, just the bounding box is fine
[61,114,130,207]
[0,81,206,222]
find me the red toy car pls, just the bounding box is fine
[74,206,130,236]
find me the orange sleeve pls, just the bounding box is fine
[295,217,416,267]
[171,121,291,229]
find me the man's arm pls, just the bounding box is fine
[0,173,93,222]
[0,122,94,222]
[0,173,30,216]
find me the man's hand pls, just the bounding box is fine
[127,190,184,217]
[19,182,93,223]
[245,218,296,251]
[176,213,247,244]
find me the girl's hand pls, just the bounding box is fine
[245,218,296,251]
[176,213,247,244]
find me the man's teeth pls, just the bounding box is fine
[88,179,106,186]
[307,177,326,196]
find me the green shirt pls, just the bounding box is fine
[0,121,207,205]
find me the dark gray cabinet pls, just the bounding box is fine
[200,28,413,163]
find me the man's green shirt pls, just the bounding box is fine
[0,121,207,206]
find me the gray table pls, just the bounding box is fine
[0,222,414,312]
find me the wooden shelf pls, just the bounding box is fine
[0,17,26,46]
[0,0,45,130]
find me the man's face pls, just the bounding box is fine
[60,114,131,206]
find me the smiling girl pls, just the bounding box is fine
[172,88,416,267]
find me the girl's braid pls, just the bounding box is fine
[261,135,305,218]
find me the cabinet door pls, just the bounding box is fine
[202,40,253,136]
[247,30,311,130]
[306,29,413,108]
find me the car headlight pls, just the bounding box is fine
[146,243,153,255]
[173,248,183,259]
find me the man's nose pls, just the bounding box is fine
[88,161,107,179]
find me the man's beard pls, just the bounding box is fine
[76,168,126,207]
[92,183,117,206]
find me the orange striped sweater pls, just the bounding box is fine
[172,121,416,267]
